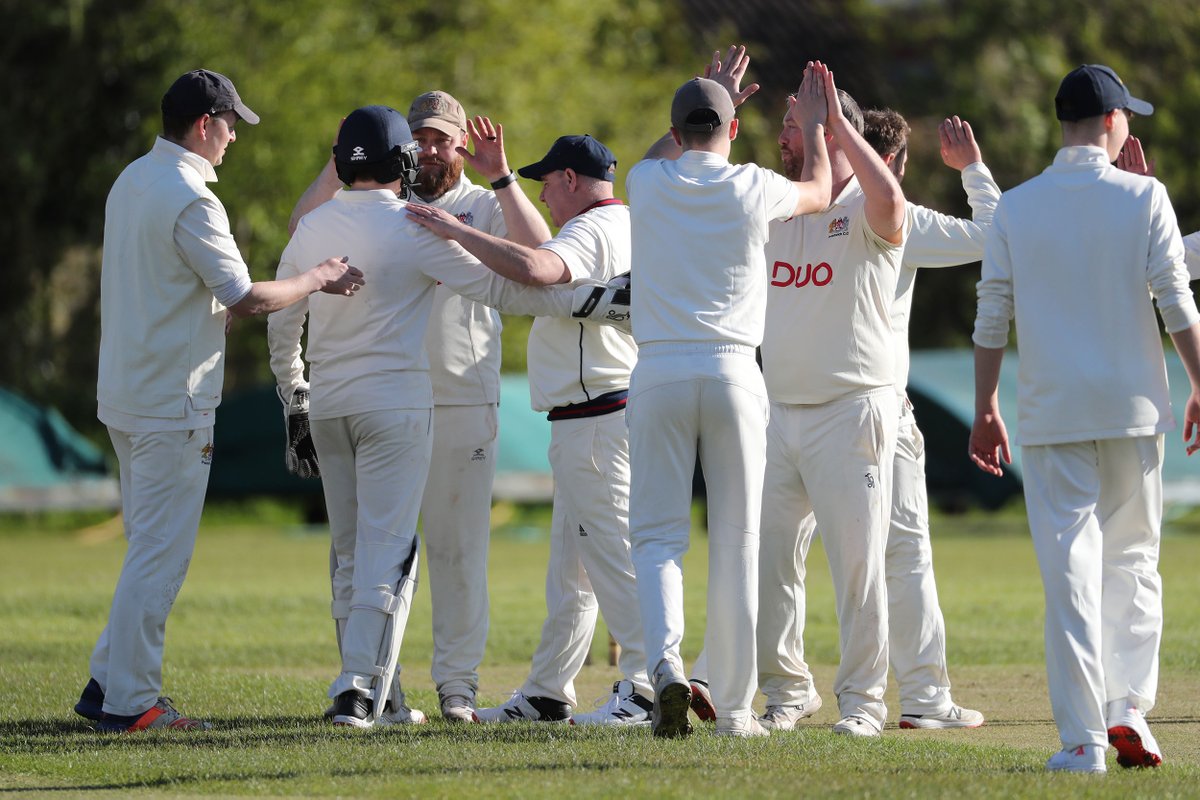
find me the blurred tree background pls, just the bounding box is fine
[3,0,1198,445]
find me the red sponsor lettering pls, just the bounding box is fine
[770,260,834,288]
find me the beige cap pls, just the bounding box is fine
[407,90,467,137]
[671,78,734,132]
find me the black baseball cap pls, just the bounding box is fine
[1055,64,1153,122]
[671,77,735,132]
[161,69,259,124]
[334,105,417,165]
[518,135,617,182]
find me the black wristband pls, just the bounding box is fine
[490,171,517,190]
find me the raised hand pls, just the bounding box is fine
[939,116,982,171]
[787,61,828,131]
[1117,135,1155,176]
[702,44,760,108]
[459,116,512,183]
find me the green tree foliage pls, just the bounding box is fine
[8,0,1200,438]
[2,0,694,435]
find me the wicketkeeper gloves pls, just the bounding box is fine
[572,271,631,334]
[282,388,320,478]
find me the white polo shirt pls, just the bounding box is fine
[974,146,1199,445]
[527,201,636,412]
[761,177,906,404]
[421,174,506,406]
[626,151,800,347]
[97,137,252,431]
[892,162,1000,393]
[268,190,571,421]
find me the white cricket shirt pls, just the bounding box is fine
[974,146,1199,445]
[762,177,906,404]
[97,137,252,429]
[892,162,1000,393]
[527,201,636,411]
[626,151,800,347]
[421,174,506,406]
[267,190,571,421]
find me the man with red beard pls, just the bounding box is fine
[290,91,550,723]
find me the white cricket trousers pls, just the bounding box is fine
[522,409,650,704]
[1022,435,1163,750]
[758,388,896,728]
[91,425,213,716]
[629,343,768,724]
[887,400,954,715]
[311,409,433,700]
[421,403,497,699]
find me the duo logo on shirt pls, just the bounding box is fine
[770,260,833,288]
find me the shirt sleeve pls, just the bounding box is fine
[905,163,1001,269]
[174,195,252,307]
[973,198,1015,349]
[762,167,803,222]
[1183,230,1200,282]
[539,216,608,283]
[1146,180,1200,333]
[266,238,310,403]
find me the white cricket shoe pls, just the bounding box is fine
[1107,704,1162,768]
[1046,744,1107,774]
[715,715,770,738]
[474,691,571,723]
[650,659,692,739]
[439,693,477,724]
[832,714,881,737]
[571,680,653,727]
[898,704,984,729]
[759,695,823,731]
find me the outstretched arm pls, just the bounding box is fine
[823,67,904,242]
[642,44,759,162]
[289,120,344,236]
[785,61,831,216]
[460,116,552,247]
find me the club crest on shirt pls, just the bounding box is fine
[827,216,850,238]
[200,443,214,465]
[457,211,475,227]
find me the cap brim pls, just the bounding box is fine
[234,101,260,125]
[1126,96,1154,116]
[517,159,554,180]
[409,117,463,138]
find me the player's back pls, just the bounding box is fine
[627,151,798,349]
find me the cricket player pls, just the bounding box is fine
[690,110,997,732]
[75,69,365,732]
[756,70,907,738]
[289,91,552,723]
[970,64,1200,773]
[626,50,832,739]
[407,133,650,726]
[267,105,593,728]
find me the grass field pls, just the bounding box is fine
[1,503,1199,798]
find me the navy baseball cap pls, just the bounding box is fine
[334,105,417,166]
[518,135,617,182]
[1055,64,1153,122]
[161,69,259,124]
[671,77,735,132]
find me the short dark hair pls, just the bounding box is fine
[863,108,910,159]
[162,111,202,142]
[837,89,865,136]
[677,119,731,149]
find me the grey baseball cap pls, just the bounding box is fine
[407,90,468,137]
[671,77,734,132]
[161,69,259,124]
